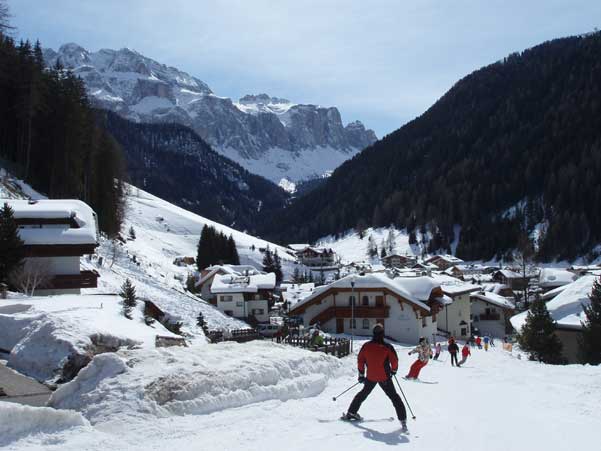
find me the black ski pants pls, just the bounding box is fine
[450,352,458,366]
[348,378,406,421]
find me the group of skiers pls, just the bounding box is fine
[344,324,494,431]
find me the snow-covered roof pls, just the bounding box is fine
[429,274,481,297]
[291,273,442,313]
[541,284,569,301]
[511,275,599,331]
[426,254,464,265]
[288,244,311,251]
[482,283,510,294]
[197,264,262,287]
[471,291,515,310]
[3,199,98,246]
[538,268,577,289]
[494,269,523,279]
[211,273,276,294]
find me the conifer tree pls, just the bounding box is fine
[120,278,137,320]
[262,246,275,273]
[0,203,24,283]
[578,278,601,365]
[128,226,136,240]
[228,235,240,265]
[292,267,301,283]
[518,295,564,364]
[273,250,283,283]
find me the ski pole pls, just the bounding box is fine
[394,375,417,420]
[332,381,361,401]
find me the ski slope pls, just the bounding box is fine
[3,339,600,450]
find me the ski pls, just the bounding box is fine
[402,376,438,384]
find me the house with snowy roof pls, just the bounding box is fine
[511,275,598,363]
[381,254,416,269]
[424,254,464,271]
[537,268,577,292]
[295,246,337,267]
[430,274,481,339]
[4,199,99,295]
[287,273,448,344]
[280,282,315,312]
[211,272,276,323]
[492,269,531,292]
[470,291,516,337]
[195,264,262,303]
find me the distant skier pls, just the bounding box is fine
[490,336,495,347]
[475,336,482,349]
[448,337,459,367]
[344,324,408,433]
[433,342,442,360]
[405,337,432,379]
[457,342,471,367]
[483,335,490,351]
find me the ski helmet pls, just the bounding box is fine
[373,323,384,337]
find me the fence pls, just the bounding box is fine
[206,328,260,344]
[275,335,351,358]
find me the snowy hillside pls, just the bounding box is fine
[3,339,600,450]
[44,44,377,183]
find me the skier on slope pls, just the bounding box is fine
[483,335,490,351]
[344,324,408,433]
[457,342,471,367]
[433,342,442,360]
[447,337,459,367]
[405,337,432,379]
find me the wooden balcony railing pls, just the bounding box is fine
[310,305,390,325]
[49,270,99,289]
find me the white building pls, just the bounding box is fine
[288,273,448,345]
[470,291,516,337]
[196,264,262,302]
[212,272,276,323]
[511,275,598,363]
[431,274,481,339]
[4,199,99,295]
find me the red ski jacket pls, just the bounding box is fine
[462,346,471,357]
[357,340,399,382]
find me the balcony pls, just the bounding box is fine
[477,313,501,321]
[49,270,99,290]
[310,305,390,325]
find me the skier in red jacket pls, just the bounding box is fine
[344,324,407,432]
[458,342,471,367]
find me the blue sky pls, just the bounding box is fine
[9,0,601,137]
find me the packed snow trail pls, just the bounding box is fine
[3,339,601,451]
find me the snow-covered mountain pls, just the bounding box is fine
[44,43,377,183]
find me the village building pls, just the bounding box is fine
[381,254,416,269]
[430,274,481,339]
[212,272,276,323]
[511,275,598,364]
[443,265,464,279]
[5,199,99,295]
[288,273,449,344]
[424,254,464,271]
[295,246,337,267]
[280,282,315,312]
[195,264,262,303]
[470,291,516,337]
[537,268,577,292]
[492,269,531,292]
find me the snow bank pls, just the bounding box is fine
[49,341,343,425]
[0,294,177,381]
[0,403,89,446]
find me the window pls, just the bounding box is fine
[254,294,261,300]
[221,295,233,302]
[350,318,356,329]
[421,316,427,327]
[461,327,467,336]
[236,302,244,307]
[362,319,370,329]
[474,315,480,322]
[348,296,356,306]
[362,296,369,306]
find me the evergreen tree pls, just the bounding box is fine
[262,246,275,273]
[367,235,377,258]
[518,295,564,364]
[578,278,601,365]
[0,203,25,283]
[228,235,240,265]
[273,250,283,283]
[380,245,387,258]
[292,267,301,283]
[386,228,396,253]
[128,226,136,240]
[120,278,137,320]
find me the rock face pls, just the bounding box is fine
[44,43,377,182]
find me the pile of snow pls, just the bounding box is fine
[512,275,598,331]
[0,403,89,446]
[0,294,177,381]
[49,341,344,425]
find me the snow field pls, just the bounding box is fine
[48,341,344,425]
[0,404,90,447]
